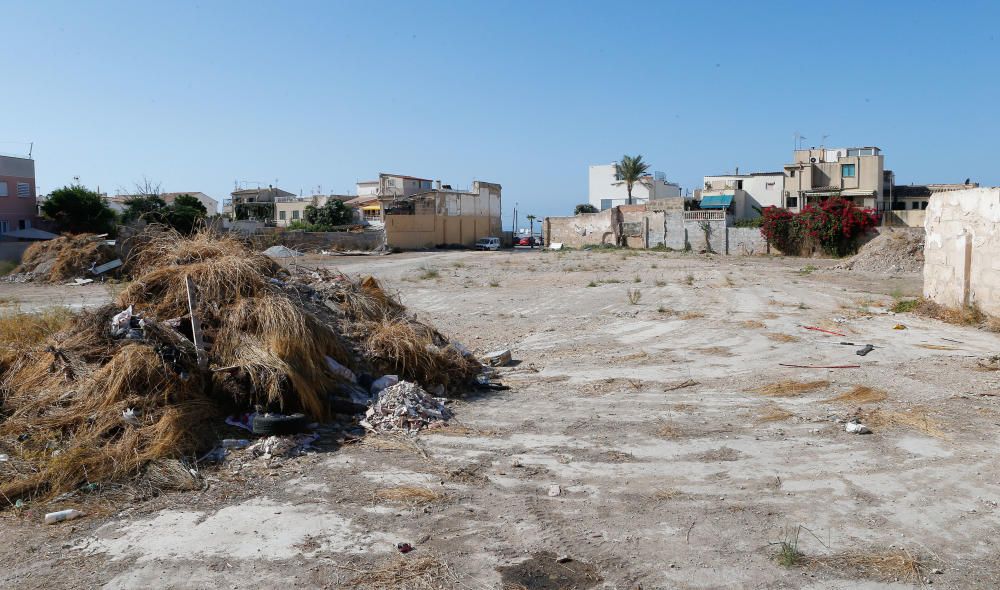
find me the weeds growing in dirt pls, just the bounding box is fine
[488,279,500,287]
[657,305,673,315]
[374,485,443,505]
[775,528,804,567]
[798,265,817,276]
[684,274,695,286]
[586,280,598,287]
[655,279,666,287]
[626,288,642,305]
[890,298,920,313]
[633,275,641,283]
[756,405,794,423]
[766,332,800,343]
[826,385,887,404]
[417,266,439,280]
[755,380,829,397]
[679,311,704,320]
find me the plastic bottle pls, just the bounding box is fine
[44,509,84,524]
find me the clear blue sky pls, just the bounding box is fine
[3,0,998,223]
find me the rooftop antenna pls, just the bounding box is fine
[27,142,33,158]
[820,134,830,149]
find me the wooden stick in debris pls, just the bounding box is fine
[185,275,208,370]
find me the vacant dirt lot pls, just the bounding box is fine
[3,248,999,589]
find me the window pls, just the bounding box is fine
[16,183,30,197]
[0,221,7,233]
[789,170,795,178]
[0,182,7,197]
[735,180,743,190]
[922,201,929,210]
[279,210,286,220]
[18,219,26,230]
[292,210,300,220]
[841,164,856,178]
[911,201,919,210]
[600,199,613,210]
[786,196,798,208]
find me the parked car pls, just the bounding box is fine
[517,236,541,247]
[475,237,501,251]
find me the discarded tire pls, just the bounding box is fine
[251,413,307,435]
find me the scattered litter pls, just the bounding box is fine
[247,434,320,458]
[894,324,907,330]
[845,419,872,435]
[549,242,563,250]
[220,439,251,449]
[324,355,357,383]
[396,542,414,554]
[361,381,452,433]
[109,305,135,337]
[90,258,123,275]
[482,349,512,367]
[548,484,562,497]
[44,509,84,524]
[67,278,94,286]
[779,363,861,369]
[370,374,399,394]
[856,344,875,356]
[225,413,256,432]
[262,245,303,258]
[0,454,8,462]
[803,326,847,337]
[252,413,308,436]
[121,408,141,427]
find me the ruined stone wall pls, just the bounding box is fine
[924,187,1000,315]
[543,209,617,247]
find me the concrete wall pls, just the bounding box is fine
[544,209,618,248]
[256,229,385,252]
[727,227,770,255]
[0,241,31,263]
[924,187,1000,315]
[884,209,926,228]
[385,214,498,249]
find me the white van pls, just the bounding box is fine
[474,237,501,251]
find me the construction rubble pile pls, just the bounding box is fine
[361,381,452,433]
[834,229,925,274]
[6,233,121,283]
[0,229,485,504]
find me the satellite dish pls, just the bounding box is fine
[810,157,817,163]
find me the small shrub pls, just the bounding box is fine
[633,275,641,283]
[655,279,666,287]
[586,280,598,288]
[798,265,817,275]
[627,288,642,305]
[488,279,500,288]
[418,267,439,280]
[891,298,920,313]
[684,274,695,286]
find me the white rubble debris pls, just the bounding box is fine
[361,381,451,433]
[845,419,871,434]
[247,434,320,459]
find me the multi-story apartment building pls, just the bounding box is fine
[782,147,887,211]
[588,163,681,211]
[0,155,38,235]
[223,185,295,220]
[698,171,785,220]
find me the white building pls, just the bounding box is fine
[588,163,681,211]
[698,172,784,220]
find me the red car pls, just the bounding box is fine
[517,236,540,247]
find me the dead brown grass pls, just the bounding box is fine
[741,320,765,329]
[374,485,443,504]
[808,549,926,584]
[755,405,794,423]
[766,332,800,343]
[755,380,829,397]
[348,555,450,590]
[860,407,946,438]
[0,306,74,350]
[679,311,706,320]
[17,234,118,282]
[912,298,1000,332]
[915,343,959,351]
[826,385,888,404]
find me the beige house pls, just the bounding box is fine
[782,147,888,211]
[274,194,352,227]
[383,181,501,249]
[224,186,295,220]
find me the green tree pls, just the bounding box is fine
[574,203,598,214]
[121,195,168,224]
[303,199,353,229]
[41,185,117,234]
[526,214,537,249]
[615,154,650,205]
[163,194,208,234]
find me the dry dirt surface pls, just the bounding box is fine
[3,248,1000,589]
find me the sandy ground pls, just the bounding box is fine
[2,248,1000,589]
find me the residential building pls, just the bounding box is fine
[588,163,681,211]
[356,180,379,197]
[382,180,501,249]
[782,147,886,211]
[224,185,295,220]
[345,195,381,223]
[697,172,784,220]
[347,173,434,223]
[274,194,352,227]
[0,155,38,235]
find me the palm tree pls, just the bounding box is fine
[615,154,650,205]
[526,214,537,248]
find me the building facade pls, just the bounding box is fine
[588,163,681,211]
[782,147,886,211]
[274,194,352,227]
[0,155,38,235]
[224,186,295,219]
[383,181,501,249]
[698,172,784,220]
[161,192,219,214]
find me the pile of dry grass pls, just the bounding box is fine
[859,406,946,438]
[808,549,926,584]
[0,229,482,504]
[346,555,451,590]
[898,298,1000,332]
[15,234,118,282]
[755,380,829,397]
[826,385,888,404]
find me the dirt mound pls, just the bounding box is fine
[0,229,483,503]
[834,230,924,273]
[13,234,119,282]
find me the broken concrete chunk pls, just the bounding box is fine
[548,484,562,497]
[482,349,512,367]
[845,419,871,434]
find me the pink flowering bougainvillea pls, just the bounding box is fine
[760,198,879,256]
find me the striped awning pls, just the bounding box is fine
[700,194,734,209]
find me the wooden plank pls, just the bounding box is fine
[185,275,208,370]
